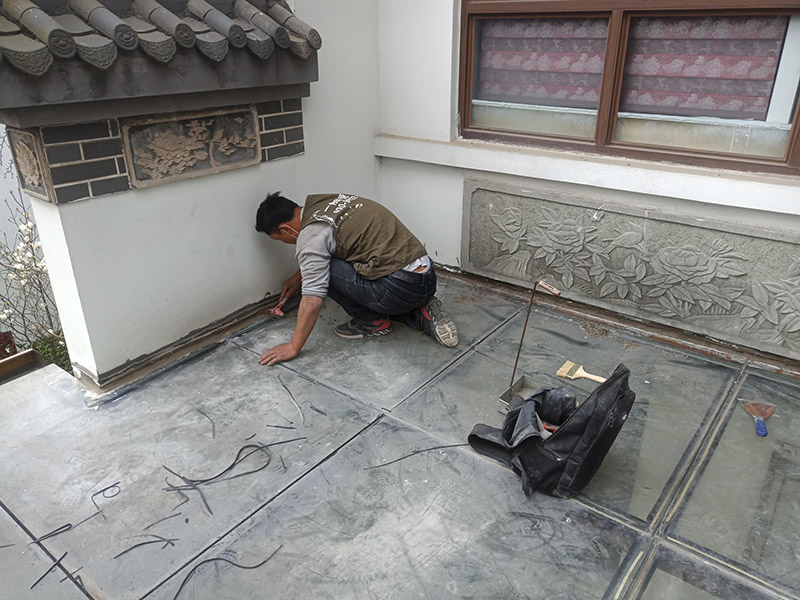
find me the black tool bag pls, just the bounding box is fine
[468,364,635,498]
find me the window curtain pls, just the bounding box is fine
[475,18,609,110]
[621,16,790,121]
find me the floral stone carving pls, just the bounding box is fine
[464,180,800,361]
[7,128,51,201]
[122,108,260,188]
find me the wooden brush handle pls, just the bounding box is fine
[577,367,606,383]
[584,373,607,383]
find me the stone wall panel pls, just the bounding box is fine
[462,179,800,361]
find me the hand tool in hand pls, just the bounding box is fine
[510,280,561,389]
[739,399,775,437]
[557,361,607,383]
[268,297,286,317]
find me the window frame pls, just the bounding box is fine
[459,1,800,175]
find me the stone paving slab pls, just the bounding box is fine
[638,543,784,600]
[0,343,378,600]
[0,506,87,600]
[395,305,739,525]
[669,369,800,596]
[0,364,93,450]
[231,276,525,409]
[146,416,643,600]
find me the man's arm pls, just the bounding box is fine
[259,296,324,366]
[259,223,334,366]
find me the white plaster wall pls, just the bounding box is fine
[374,0,800,270]
[31,0,380,378]
[29,198,97,373]
[378,158,464,267]
[378,0,457,141]
[0,125,22,244]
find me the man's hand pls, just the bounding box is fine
[281,269,302,301]
[258,296,325,367]
[259,342,300,366]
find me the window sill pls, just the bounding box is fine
[374,134,800,217]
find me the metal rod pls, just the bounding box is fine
[510,280,561,390]
[511,283,538,389]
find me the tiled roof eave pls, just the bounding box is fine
[0,0,320,77]
[0,42,318,124]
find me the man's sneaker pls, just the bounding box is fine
[334,316,393,340]
[420,297,459,348]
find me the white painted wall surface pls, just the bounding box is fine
[378,158,464,267]
[0,125,23,245]
[29,0,380,378]
[378,0,457,141]
[29,198,97,373]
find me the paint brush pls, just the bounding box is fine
[739,399,774,437]
[557,361,606,383]
[268,296,286,317]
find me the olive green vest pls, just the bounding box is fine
[300,194,427,280]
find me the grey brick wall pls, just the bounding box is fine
[257,98,305,162]
[13,101,305,204]
[41,120,130,203]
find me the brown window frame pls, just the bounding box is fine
[459,1,800,175]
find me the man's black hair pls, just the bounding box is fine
[255,191,299,235]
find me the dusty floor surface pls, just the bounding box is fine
[1,275,798,599]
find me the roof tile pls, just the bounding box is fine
[0,0,319,76]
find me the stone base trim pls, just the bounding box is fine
[462,179,800,361]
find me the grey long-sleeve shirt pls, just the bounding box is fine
[296,222,431,297]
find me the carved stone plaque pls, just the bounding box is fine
[122,107,261,188]
[7,127,53,202]
[463,179,800,361]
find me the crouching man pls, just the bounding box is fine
[255,192,459,366]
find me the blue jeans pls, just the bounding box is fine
[327,258,437,329]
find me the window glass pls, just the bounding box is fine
[471,17,610,139]
[613,15,798,159]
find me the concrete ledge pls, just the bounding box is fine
[374,134,800,219]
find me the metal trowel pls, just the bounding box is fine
[739,399,775,437]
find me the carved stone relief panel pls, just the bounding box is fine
[463,179,800,361]
[7,127,53,202]
[121,107,261,189]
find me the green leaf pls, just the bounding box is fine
[617,284,629,299]
[739,307,759,318]
[534,248,547,260]
[574,268,591,282]
[562,272,574,288]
